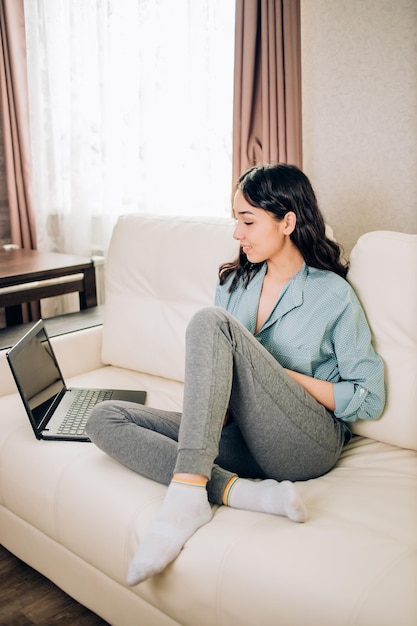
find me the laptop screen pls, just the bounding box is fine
[7,321,65,429]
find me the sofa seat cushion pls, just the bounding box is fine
[1,368,416,626]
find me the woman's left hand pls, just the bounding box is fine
[284,369,335,411]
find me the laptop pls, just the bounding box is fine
[6,319,147,442]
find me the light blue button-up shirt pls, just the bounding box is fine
[215,263,385,424]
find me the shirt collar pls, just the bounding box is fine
[256,263,309,333]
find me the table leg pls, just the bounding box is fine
[79,265,97,309]
[5,304,23,326]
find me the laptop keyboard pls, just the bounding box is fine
[57,389,113,436]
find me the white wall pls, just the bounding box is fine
[301,0,417,254]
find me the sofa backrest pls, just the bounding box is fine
[348,231,417,451]
[103,217,417,451]
[102,214,237,382]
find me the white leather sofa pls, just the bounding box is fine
[1,214,416,626]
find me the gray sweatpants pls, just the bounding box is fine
[87,307,345,505]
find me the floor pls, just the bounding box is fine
[0,305,104,350]
[0,545,110,625]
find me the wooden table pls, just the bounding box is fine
[0,248,97,326]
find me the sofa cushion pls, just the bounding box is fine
[348,231,417,450]
[102,214,237,382]
[2,386,416,626]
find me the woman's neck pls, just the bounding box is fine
[266,243,304,284]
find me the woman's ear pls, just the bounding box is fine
[283,211,297,235]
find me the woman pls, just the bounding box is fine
[86,163,385,586]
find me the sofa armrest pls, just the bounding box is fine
[0,325,104,398]
[49,325,104,378]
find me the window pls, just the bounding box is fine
[24,0,235,256]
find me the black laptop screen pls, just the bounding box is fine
[7,323,65,428]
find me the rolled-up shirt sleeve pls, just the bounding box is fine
[331,295,385,422]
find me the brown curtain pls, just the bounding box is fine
[233,0,302,190]
[0,0,37,249]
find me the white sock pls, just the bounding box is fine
[225,478,308,523]
[127,480,213,586]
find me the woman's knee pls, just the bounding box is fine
[187,306,231,338]
[86,400,124,442]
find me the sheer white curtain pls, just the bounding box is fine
[23,0,235,258]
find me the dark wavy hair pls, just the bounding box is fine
[219,163,348,291]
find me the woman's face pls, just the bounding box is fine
[232,190,293,265]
